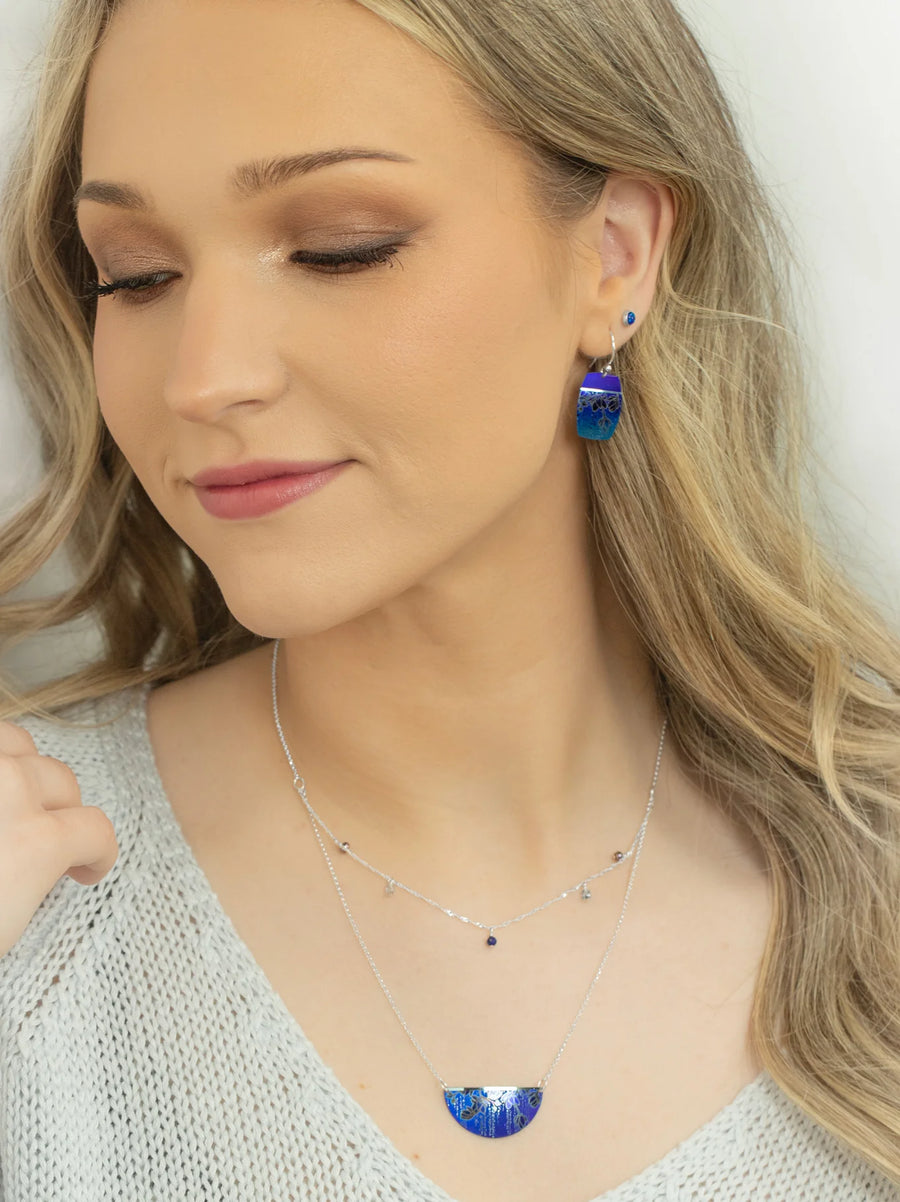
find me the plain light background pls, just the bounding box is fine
[1,0,898,688]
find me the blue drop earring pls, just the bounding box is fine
[577,309,635,440]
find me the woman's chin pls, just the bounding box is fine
[216,579,399,642]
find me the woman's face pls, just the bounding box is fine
[76,0,613,636]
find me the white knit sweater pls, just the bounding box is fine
[1,685,897,1201]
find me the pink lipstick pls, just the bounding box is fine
[190,459,351,519]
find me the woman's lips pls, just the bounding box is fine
[193,462,351,519]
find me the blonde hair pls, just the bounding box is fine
[2,0,899,1181]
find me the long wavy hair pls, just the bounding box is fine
[1,0,899,1182]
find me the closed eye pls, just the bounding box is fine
[291,241,404,273]
[79,239,406,305]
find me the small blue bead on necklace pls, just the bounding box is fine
[337,839,627,947]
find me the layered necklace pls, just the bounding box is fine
[270,637,666,1138]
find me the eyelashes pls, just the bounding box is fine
[80,239,405,306]
[292,242,403,273]
[82,270,172,302]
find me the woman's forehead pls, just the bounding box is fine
[84,0,471,164]
[79,0,536,229]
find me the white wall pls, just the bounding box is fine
[1,0,898,688]
[676,0,900,625]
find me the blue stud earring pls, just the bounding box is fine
[576,310,635,440]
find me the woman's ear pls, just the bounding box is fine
[573,172,677,357]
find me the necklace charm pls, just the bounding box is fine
[444,1086,543,1137]
[486,928,497,946]
[384,878,395,895]
[581,881,592,899]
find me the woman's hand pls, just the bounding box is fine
[0,719,119,959]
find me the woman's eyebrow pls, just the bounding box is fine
[71,146,417,212]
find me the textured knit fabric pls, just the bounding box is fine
[0,684,897,1201]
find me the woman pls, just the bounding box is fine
[0,0,898,1197]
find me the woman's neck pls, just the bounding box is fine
[264,546,668,903]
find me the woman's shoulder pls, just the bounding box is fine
[12,683,146,756]
[10,684,153,821]
[0,684,157,1011]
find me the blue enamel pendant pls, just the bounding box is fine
[577,372,623,440]
[443,1086,543,1137]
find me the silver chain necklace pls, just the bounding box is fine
[270,637,667,1138]
[270,641,650,944]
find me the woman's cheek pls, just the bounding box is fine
[93,334,156,456]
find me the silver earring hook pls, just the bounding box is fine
[588,330,617,376]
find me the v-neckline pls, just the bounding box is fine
[104,681,773,1202]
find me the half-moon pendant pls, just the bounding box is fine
[443,1086,543,1137]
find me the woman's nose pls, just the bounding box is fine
[161,261,290,422]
